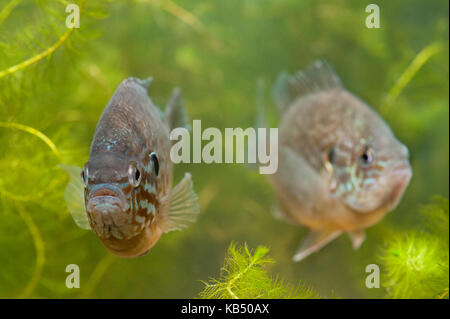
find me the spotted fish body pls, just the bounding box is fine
[269,61,412,261]
[62,78,199,257]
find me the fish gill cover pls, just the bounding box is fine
[0,0,448,298]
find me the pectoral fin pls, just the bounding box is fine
[292,229,342,262]
[348,230,366,250]
[59,164,91,230]
[158,173,200,233]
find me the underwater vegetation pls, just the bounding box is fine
[199,242,320,299]
[0,0,448,298]
[379,197,449,299]
[199,197,449,299]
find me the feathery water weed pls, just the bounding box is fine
[379,197,449,299]
[199,242,320,299]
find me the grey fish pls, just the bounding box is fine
[62,77,200,257]
[267,60,412,262]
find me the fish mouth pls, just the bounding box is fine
[87,184,128,239]
[343,162,412,215]
[87,195,125,214]
[385,163,412,210]
[88,184,126,211]
[90,184,123,198]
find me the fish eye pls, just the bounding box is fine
[150,152,159,177]
[327,147,335,164]
[81,167,88,186]
[128,162,141,187]
[359,146,374,166]
[135,169,140,181]
[324,147,335,174]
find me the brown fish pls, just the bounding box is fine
[62,77,200,257]
[267,60,412,262]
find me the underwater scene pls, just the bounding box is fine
[0,0,448,299]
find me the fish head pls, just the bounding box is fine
[326,102,412,215]
[82,150,160,241]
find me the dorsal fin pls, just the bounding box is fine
[272,60,343,114]
[164,87,190,131]
[129,76,153,90]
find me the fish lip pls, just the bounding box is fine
[88,184,127,212]
[88,196,124,210]
[368,162,412,213]
[87,185,128,240]
[89,183,122,198]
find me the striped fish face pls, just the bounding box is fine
[82,149,160,241]
[325,116,412,214]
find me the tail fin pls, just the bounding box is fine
[272,60,343,114]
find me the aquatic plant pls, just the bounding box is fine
[201,198,449,300]
[379,197,449,299]
[199,242,320,299]
[0,0,111,299]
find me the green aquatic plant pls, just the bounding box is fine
[0,0,108,80]
[379,197,449,299]
[199,242,320,299]
[381,42,444,114]
[0,0,111,298]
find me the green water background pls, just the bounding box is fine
[0,0,448,298]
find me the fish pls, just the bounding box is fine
[265,60,412,262]
[61,77,200,257]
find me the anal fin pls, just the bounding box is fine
[292,229,342,262]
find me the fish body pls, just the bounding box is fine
[268,61,412,261]
[62,78,199,257]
